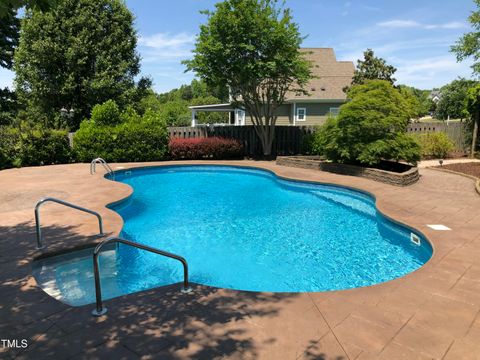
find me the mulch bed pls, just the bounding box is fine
[437,162,480,178]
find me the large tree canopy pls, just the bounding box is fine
[0,0,58,17]
[0,8,20,69]
[351,49,397,87]
[452,0,480,75]
[185,0,312,156]
[435,78,478,120]
[14,0,140,130]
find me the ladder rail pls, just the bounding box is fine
[91,236,191,317]
[34,197,104,249]
[90,158,114,177]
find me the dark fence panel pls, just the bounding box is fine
[407,122,467,150]
[168,126,316,157]
[168,122,468,157]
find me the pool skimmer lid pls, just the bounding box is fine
[427,224,451,231]
[410,233,421,246]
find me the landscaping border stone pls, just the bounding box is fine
[276,156,419,186]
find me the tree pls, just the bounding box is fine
[185,0,312,156]
[465,84,480,157]
[451,0,480,156]
[0,87,17,125]
[398,86,422,119]
[317,80,421,166]
[14,0,140,130]
[351,49,397,87]
[435,78,478,120]
[398,85,432,118]
[0,8,20,69]
[0,0,58,17]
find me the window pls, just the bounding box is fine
[329,107,340,117]
[296,107,306,122]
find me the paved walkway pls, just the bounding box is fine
[418,158,480,168]
[1,161,480,359]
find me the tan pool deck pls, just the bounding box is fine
[0,160,479,360]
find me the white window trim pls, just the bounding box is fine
[296,107,306,122]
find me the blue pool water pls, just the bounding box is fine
[33,166,432,306]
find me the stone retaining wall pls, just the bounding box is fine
[276,156,419,186]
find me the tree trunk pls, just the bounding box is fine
[471,105,479,158]
[254,124,274,157]
[250,113,276,157]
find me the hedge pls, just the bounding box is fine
[169,137,243,160]
[0,126,72,169]
[74,119,169,162]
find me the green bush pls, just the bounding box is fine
[312,80,421,165]
[74,109,169,162]
[0,125,72,169]
[0,126,21,169]
[20,127,72,166]
[91,100,122,126]
[309,118,338,156]
[417,132,455,159]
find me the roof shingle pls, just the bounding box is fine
[286,48,354,101]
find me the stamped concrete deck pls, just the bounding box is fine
[1,161,479,360]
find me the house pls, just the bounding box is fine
[189,48,354,127]
[428,90,441,103]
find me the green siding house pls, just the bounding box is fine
[189,48,354,127]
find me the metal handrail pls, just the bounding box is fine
[90,158,114,177]
[34,197,104,249]
[91,237,191,317]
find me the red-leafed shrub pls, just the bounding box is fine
[169,137,244,160]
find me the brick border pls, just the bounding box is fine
[276,156,419,186]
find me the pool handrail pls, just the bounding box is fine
[90,158,114,178]
[35,197,104,249]
[91,236,191,317]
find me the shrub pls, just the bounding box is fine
[74,111,169,162]
[0,126,21,169]
[91,100,122,126]
[20,128,72,166]
[0,125,72,169]
[417,132,455,159]
[313,80,421,165]
[309,118,338,156]
[169,137,244,160]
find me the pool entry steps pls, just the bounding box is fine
[91,237,191,317]
[34,197,104,249]
[33,195,191,317]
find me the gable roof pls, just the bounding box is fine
[286,48,354,101]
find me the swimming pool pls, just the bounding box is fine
[33,165,432,306]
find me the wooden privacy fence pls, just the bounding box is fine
[406,122,468,151]
[168,122,468,157]
[168,126,316,157]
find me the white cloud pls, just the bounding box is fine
[378,20,419,28]
[378,20,466,30]
[138,32,196,62]
[139,32,195,49]
[394,55,473,88]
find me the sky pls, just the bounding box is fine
[0,0,477,93]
